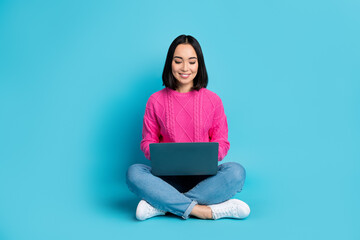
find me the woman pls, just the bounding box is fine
[126,34,250,220]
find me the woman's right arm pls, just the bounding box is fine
[140,96,160,160]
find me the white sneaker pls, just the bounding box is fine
[135,200,166,220]
[209,199,250,220]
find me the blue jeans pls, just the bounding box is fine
[126,162,246,219]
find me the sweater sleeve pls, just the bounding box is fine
[140,96,160,160]
[209,97,230,161]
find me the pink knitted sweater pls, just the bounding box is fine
[140,87,230,161]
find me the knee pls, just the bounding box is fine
[126,163,150,186]
[221,162,246,186]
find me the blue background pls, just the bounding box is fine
[0,0,359,239]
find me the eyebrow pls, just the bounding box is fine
[173,56,197,60]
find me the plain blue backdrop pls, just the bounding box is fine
[0,0,359,239]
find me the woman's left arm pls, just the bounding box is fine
[209,97,230,161]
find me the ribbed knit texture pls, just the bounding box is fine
[140,87,230,161]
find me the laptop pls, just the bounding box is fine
[149,142,219,176]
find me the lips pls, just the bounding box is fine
[180,73,190,79]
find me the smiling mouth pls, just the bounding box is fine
[180,73,190,78]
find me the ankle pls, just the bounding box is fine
[191,205,213,219]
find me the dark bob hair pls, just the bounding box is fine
[162,34,208,91]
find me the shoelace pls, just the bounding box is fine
[217,204,242,218]
[147,205,164,215]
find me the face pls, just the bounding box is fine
[171,44,198,90]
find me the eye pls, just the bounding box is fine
[174,61,181,64]
[189,62,196,65]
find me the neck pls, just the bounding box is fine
[176,84,193,93]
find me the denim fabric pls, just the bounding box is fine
[126,162,246,219]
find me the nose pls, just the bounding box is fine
[181,62,189,72]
